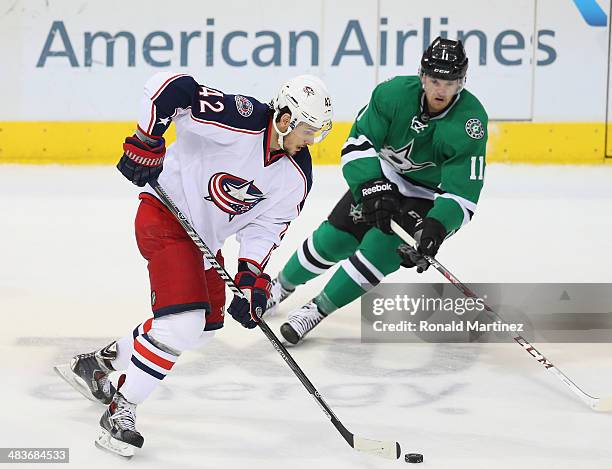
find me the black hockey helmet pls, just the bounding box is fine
[420,37,468,81]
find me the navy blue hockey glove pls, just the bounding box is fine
[397,217,447,273]
[360,178,400,234]
[117,135,166,187]
[228,267,272,329]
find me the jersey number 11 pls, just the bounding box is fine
[470,156,485,181]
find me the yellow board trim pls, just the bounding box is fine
[486,122,606,165]
[0,121,608,165]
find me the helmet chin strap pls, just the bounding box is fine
[272,110,292,150]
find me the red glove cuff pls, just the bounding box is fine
[253,274,272,299]
[234,271,271,299]
[235,270,256,287]
[123,136,166,167]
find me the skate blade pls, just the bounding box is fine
[53,364,101,404]
[279,323,301,345]
[95,429,136,459]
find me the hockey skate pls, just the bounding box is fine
[53,342,117,405]
[280,301,326,345]
[95,378,144,459]
[266,276,295,314]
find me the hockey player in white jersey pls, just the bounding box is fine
[54,72,333,458]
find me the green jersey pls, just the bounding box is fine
[341,75,488,234]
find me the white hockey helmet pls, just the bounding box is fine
[271,75,333,147]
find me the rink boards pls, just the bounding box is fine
[2,0,612,164]
[0,120,610,165]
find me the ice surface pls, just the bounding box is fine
[1,164,612,468]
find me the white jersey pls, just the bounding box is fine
[137,72,313,271]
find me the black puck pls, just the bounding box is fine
[405,453,423,463]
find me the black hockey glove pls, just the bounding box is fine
[228,263,272,329]
[397,244,431,273]
[117,135,166,187]
[397,217,447,273]
[360,178,400,234]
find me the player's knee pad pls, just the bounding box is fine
[357,230,404,276]
[312,221,360,262]
[148,309,206,353]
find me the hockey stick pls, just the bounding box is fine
[390,219,612,412]
[149,180,401,459]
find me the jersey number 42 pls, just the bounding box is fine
[199,86,224,113]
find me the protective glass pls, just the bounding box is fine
[421,74,465,95]
[291,121,333,144]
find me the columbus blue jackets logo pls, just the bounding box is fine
[205,172,266,221]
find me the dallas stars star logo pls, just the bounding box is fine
[379,141,436,172]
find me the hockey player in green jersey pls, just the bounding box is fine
[268,37,488,344]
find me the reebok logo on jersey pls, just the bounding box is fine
[205,172,266,221]
[362,183,393,196]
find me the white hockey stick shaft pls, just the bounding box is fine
[390,220,612,412]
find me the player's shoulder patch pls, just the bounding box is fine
[465,118,485,140]
[234,95,254,117]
